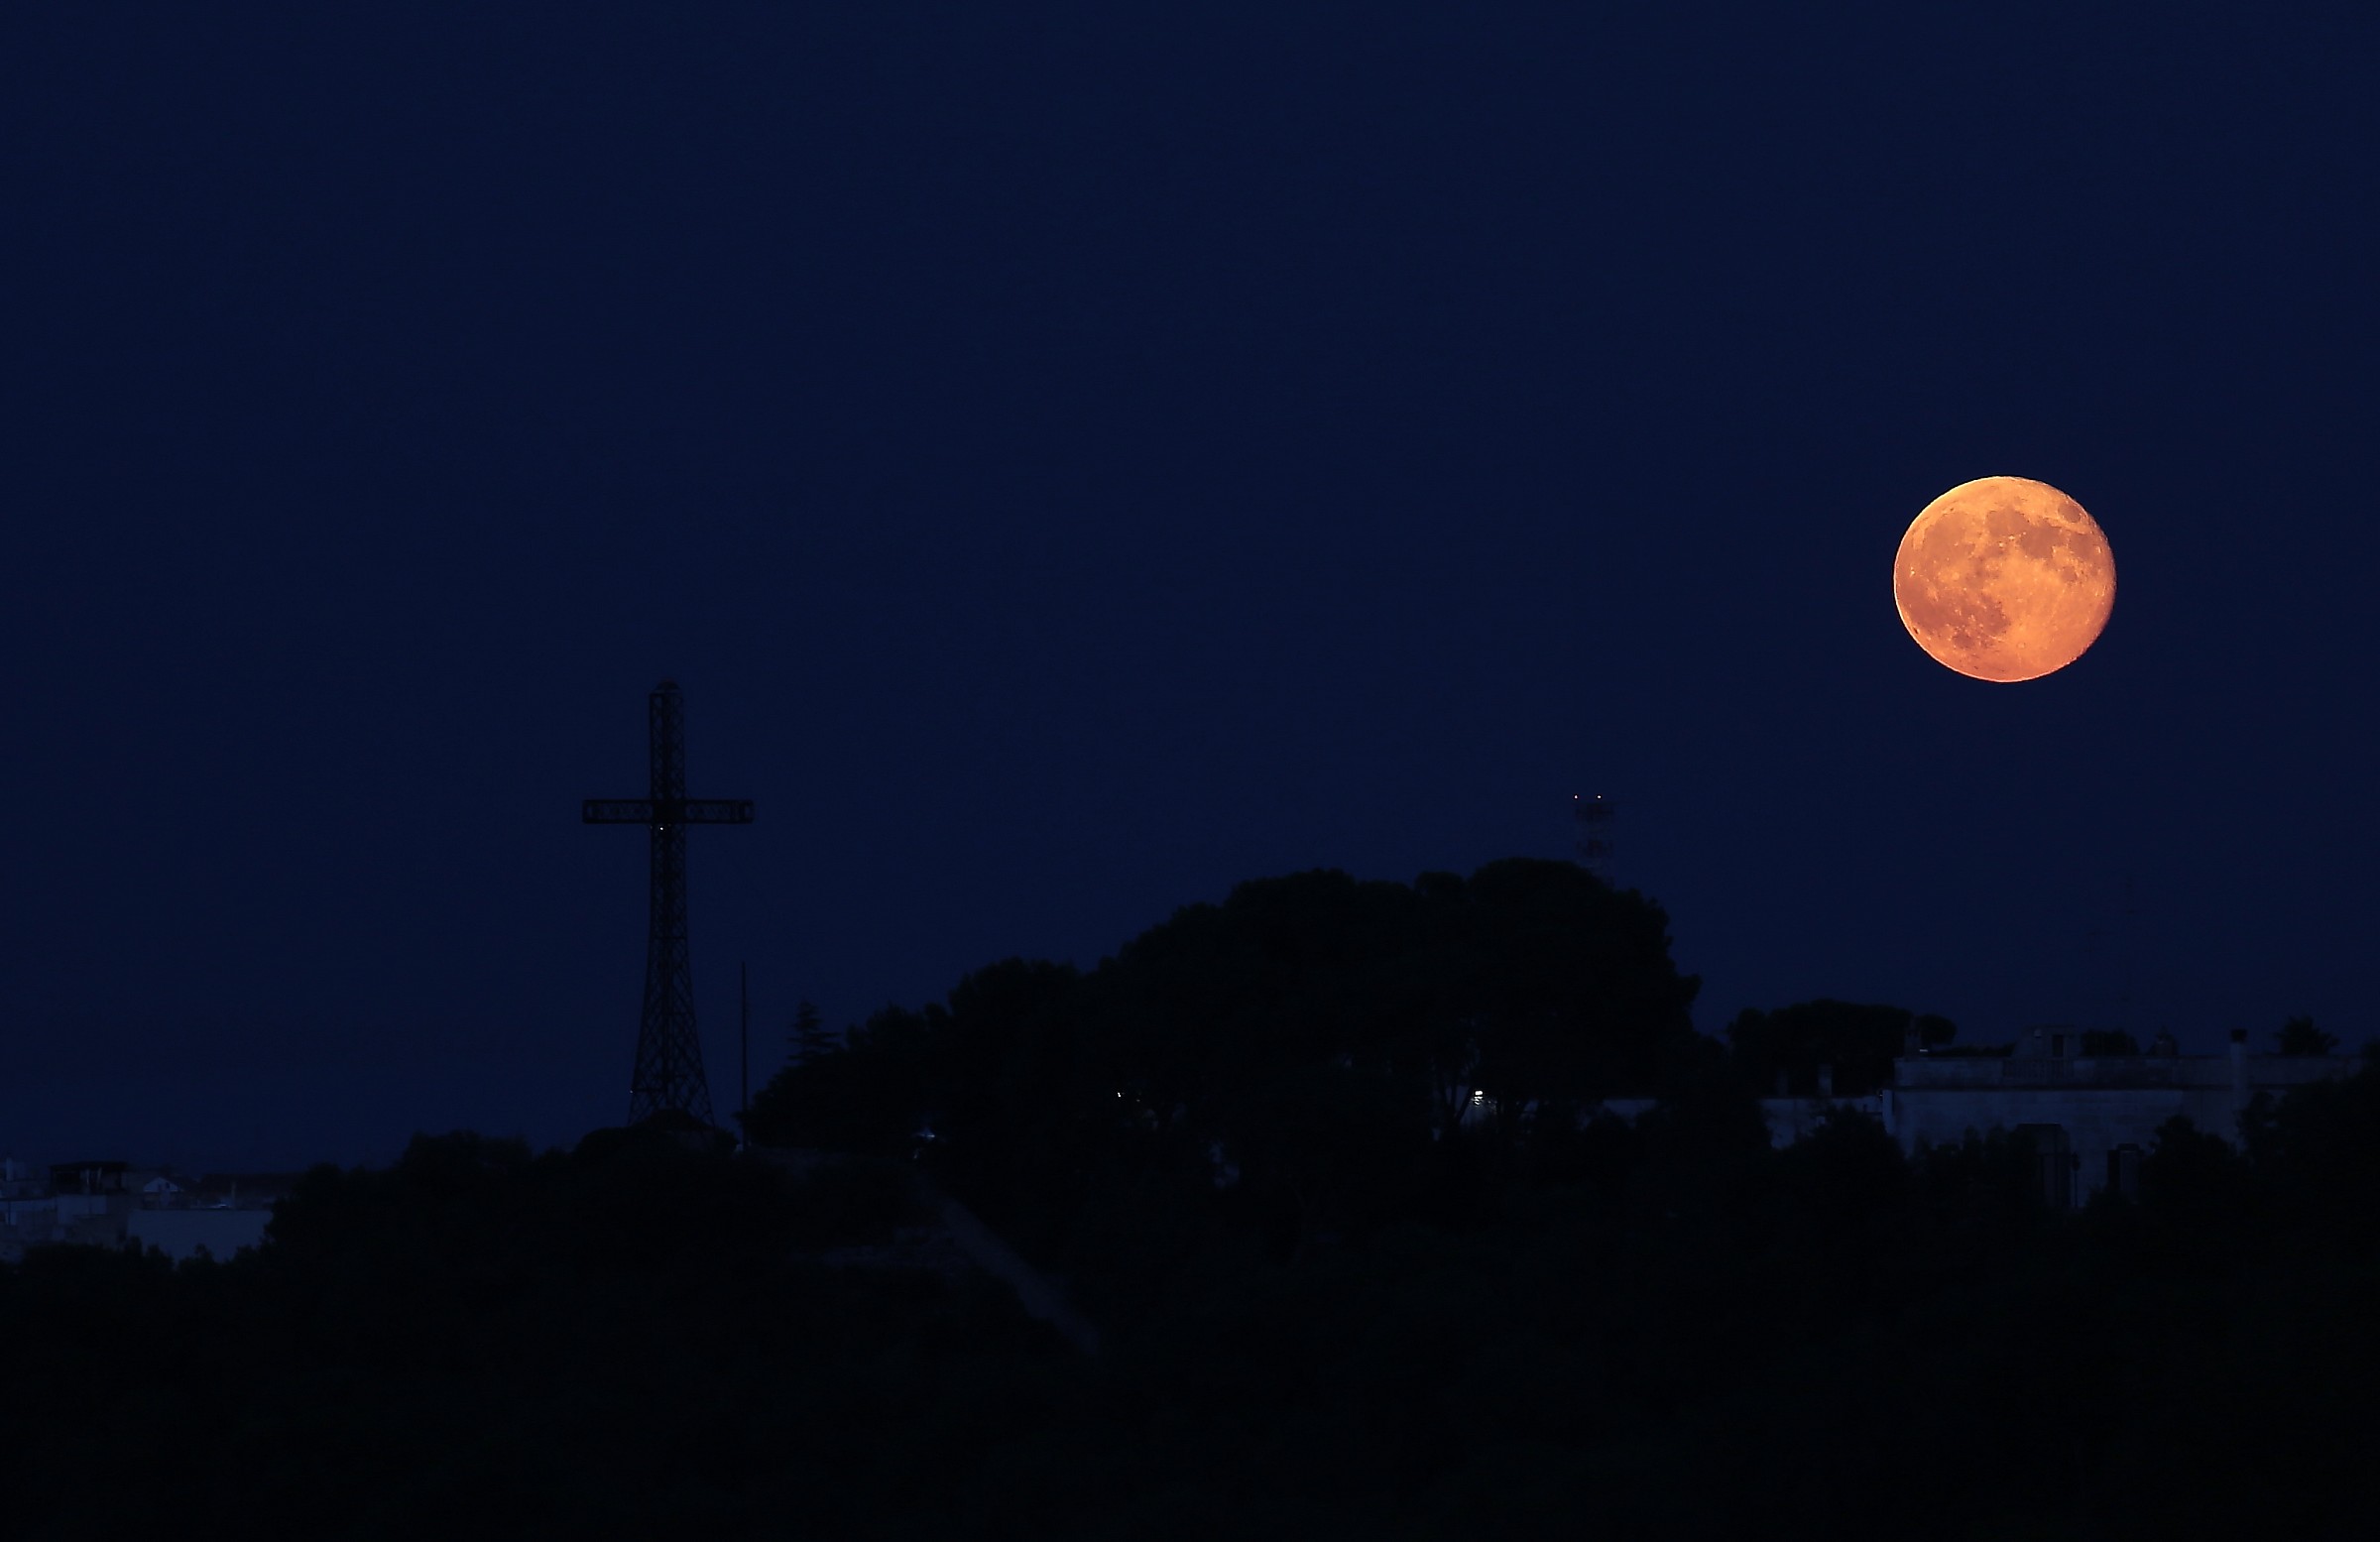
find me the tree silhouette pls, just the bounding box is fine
[2275,1013,2339,1056]
[788,998,836,1064]
[1726,999,1947,1096]
[14,968,2380,1536]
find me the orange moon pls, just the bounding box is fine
[1892,476,2115,682]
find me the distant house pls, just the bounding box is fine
[1488,1026,2357,1213]
[13,1160,134,1246]
[0,1156,60,1251]
[1884,1027,2355,1208]
[0,1160,293,1261]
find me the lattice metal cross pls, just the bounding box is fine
[584,680,753,1127]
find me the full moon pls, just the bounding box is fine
[1893,476,2115,682]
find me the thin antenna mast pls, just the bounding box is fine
[1572,792,1614,885]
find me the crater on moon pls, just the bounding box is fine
[1893,476,2115,683]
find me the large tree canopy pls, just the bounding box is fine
[748,859,1702,1269]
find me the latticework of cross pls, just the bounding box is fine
[583,680,753,1127]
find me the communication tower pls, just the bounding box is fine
[1572,792,1614,885]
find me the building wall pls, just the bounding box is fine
[1884,1052,2359,1206]
[1313,1053,2349,1209]
[1888,1085,2201,1205]
[1,1197,59,1229]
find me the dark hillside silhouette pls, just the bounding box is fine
[6,869,2379,1537]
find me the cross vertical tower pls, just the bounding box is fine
[584,681,755,1126]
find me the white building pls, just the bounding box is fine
[1883,1028,2355,1208]
[1560,1028,2357,1211]
[1,1159,285,1261]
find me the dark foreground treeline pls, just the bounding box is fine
[6,862,2376,1539]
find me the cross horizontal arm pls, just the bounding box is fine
[582,798,754,825]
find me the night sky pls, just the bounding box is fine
[6,5,2374,1171]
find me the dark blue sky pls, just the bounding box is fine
[5,4,2374,1170]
